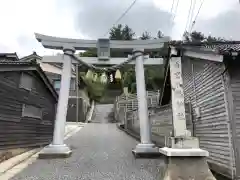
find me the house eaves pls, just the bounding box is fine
[0,52,19,61]
[21,53,76,77]
[0,60,58,101]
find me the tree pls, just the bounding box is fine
[183,31,205,42]
[183,30,225,43]
[140,31,151,40]
[140,30,164,40]
[79,24,164,99]
[183,31,191,42]
[109,24,135,40]
[191,31,205,42]
[79,48,97,57]
[156,30,164,39]
[206,35,225,43]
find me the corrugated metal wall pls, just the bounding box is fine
[182,57,235,179]
[228,64,240,179]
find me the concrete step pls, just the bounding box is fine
[91,104,114,123]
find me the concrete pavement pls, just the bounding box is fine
[10,123,165,180]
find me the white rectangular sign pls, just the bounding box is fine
[170,57,187,137]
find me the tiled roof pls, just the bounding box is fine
[0,52,19,60]
[20,51,42,61]
[171,41,240,54]
[203,43,240,53]
[0,59,37,65]
[0,59,58,100]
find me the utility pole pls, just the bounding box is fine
[76,64,79,123]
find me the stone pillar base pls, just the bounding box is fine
[159,147,216,180]
[38,144,72,159]
[132,143,160,158]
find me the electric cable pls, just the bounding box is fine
[103,0,138,37]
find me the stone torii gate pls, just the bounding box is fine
[35,33,169,158]
[34,34,216,180]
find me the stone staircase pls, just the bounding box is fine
[91,104,114,123]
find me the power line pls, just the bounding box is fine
[170,0,175,15]
[188,0,197,32]
[103,0,138,37]
[189,0,205,33]
[184,0,193,34]
[169,0,179,36]
[172,0,180,23]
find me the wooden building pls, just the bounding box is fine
[21,52,90,122]
[0,57,58,163]
[158,41,240,179]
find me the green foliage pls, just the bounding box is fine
[157,30,164,39]
[140,30,164,40]
[183,31,225,42]
[109,24,135,40]
[140,31,151,40]
[122,67,163,94]
[81,70,108,102]
[79,48,97,57]
[79,24,166,99]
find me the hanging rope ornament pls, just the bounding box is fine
[85,70,94,81]
[115,69,122,81]
[100,72,108,84]
[93,73,98,82]
[81,69,109,102]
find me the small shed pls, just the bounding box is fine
[159,41,240,179]
[0,58,58,163]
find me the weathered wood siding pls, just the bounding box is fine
[182,57,235,178]
[0,71,56,153]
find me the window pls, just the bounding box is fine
[20,73,33,90]
[70,79,76,90]
[53,80,61,90]
[53,79,76,91]
[22,104,42,119]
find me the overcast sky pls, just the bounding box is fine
[0,0,239,57]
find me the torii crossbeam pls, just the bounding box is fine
[35,33,170,159]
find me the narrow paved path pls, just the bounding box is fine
[11,105,165,180]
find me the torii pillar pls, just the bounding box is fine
[132,49,159,156]
[39,46,75,158]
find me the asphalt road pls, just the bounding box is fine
[11,124,165,180]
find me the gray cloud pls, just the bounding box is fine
[59,0,172,39]
[195,4,240,40]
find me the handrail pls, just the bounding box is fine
[85,101,95,123]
